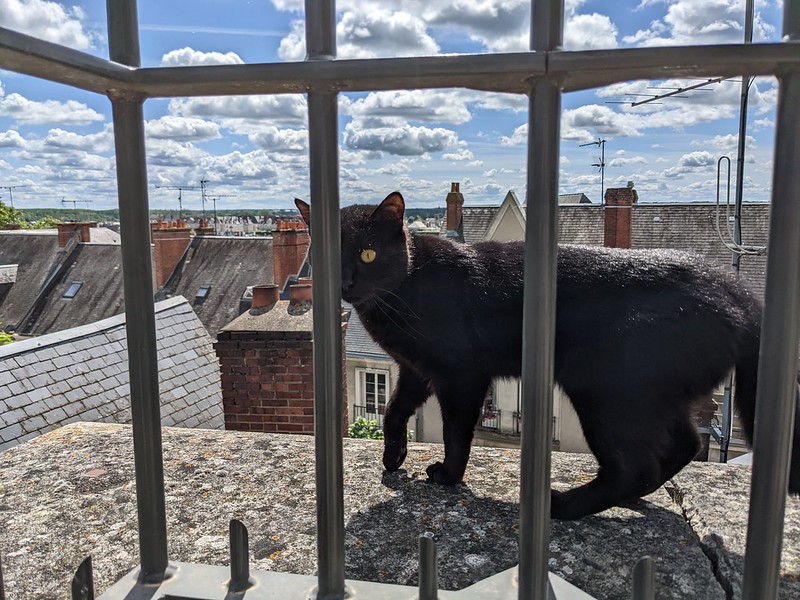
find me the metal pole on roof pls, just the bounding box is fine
[106,0,169,581]
[741,2,800,597]
[305,0,346,598]
[518,0,562,599]
[732,0,755,271]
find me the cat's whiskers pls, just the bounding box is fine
[373,294,426,339]
[375,287,422,321]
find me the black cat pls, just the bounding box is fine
[296,192,800,520]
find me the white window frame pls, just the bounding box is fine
[355,367,392,417]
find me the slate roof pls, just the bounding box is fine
[0,231,61,331]
[460,206,499,245]
[0,296,223,452]
[558,193,592,204]
[343,302,392,360]
[158,236,275,338]
[23,243,125,336]
[459,200,770,298]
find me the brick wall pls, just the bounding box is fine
[603,187,638,248]
[214,300,347,435]
[151,222,192,287]
[56,222,96,247]
[272,224,309,291]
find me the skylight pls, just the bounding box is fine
[196,286,211,299]
[63,281,83,299]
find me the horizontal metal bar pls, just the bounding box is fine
[554,44,800,92]
[1,27,798,97]
[0,27,133,94]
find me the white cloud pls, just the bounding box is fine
[249,126,308,152]
[623,0,776,47]
[43,126,113,152]
[609,155,647,167]
[0,0,95,49]
[501,124,527,146]
[146,116,221,142]
[160,47,245,67]
[169,95,307,125]
[279,9,439,60]
[0,92,104,125]
[562,105,643,140]
[343,119,460,156]
[664,150,717,178]
[443,149,474,161]
[564,13,619,50]
[346,90,472,124]
[0,129,24,147]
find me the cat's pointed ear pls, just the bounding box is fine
[295,198,311,228]
[370,192,405,224]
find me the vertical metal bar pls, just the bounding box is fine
[732,0,754,271]
[305,2,345,599]
[741,4,800,598]
[229,520,251,590]
[741,86,800,595]
[519,2,563,599]
[418,533,438,600]
[632,557,655,600]
[106,0,169,581]
[0,552,5,600]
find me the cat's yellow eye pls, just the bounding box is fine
[360,249,377,263]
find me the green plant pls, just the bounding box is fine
[0,201,25,229]
[0,325,14,346]
[348,417,384,440]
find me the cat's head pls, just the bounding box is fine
[295,192,410,305]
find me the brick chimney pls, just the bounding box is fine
[445,182,464,236]
[603,184,638,249]
[151,220,192,287]
[57,222,97,247]
[214,280,348,435]
[194,218,214,236]
[272,219,310,293]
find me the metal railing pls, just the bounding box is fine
[1,0,799,598]
[478,408,501,432]
[353,404,385,428]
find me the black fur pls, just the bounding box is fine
[296,192,800,520]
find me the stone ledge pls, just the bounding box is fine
[0,422,798,599]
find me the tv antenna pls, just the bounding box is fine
[154,184,196,219]
[579,138,606,204]
[61,196,93,221]
[200,177,210,222]
[0,185,30,208]
[606,77,728,108]
[208,194,236,235]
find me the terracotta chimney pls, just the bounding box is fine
[251,284,279,309]
[213,288,348,436]
[603,184,638,249]
[289,282,312,305]
[57,222,97,248]
[445,182,464,235]
[272,219,310,293]
[151,220,192,287]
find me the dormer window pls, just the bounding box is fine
[63,281,83,298]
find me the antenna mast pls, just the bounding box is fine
[579,138,606,204]
[154,185,196,219]
[61,196,93,221]
[0,185,30,208]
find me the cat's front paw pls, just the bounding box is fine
[425,461,461,485]
[383,440,407,471]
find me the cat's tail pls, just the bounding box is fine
[734,328,800,494]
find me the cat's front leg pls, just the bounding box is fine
[382,366,431,472]
[425,379,488,485]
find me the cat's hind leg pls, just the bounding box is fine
[425,377,491,485]
[551,398,700,520]
[382,365,431,472]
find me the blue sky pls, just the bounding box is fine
[0,0,785,211]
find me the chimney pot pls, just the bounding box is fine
[251,284,280,309]
[289,283,312,305]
